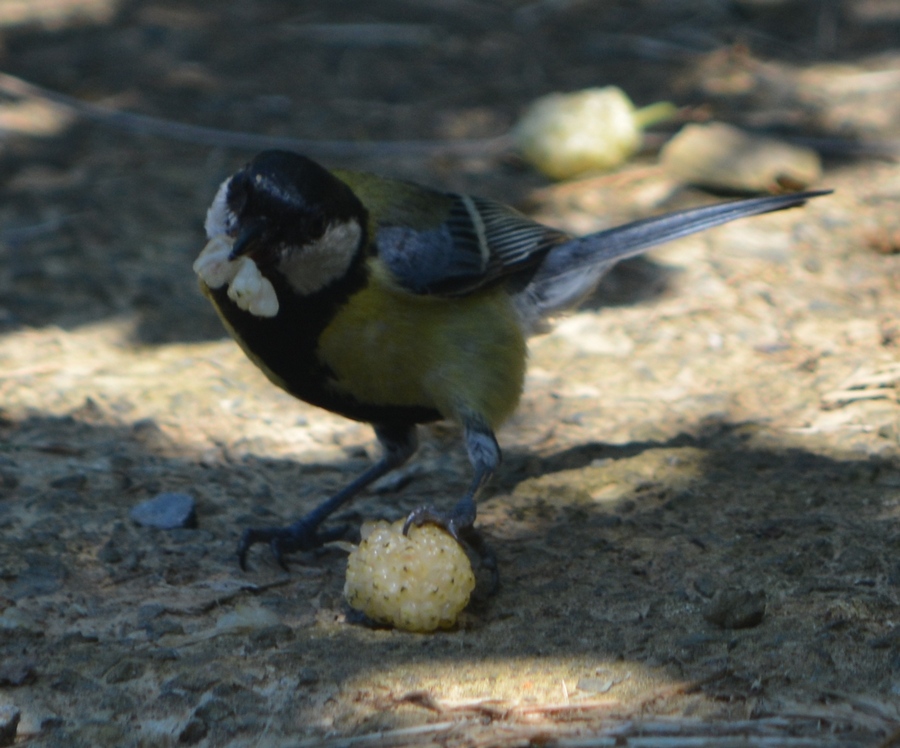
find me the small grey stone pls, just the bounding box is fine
[105,659,146,684]
[49,473,87,490]
[0,658,36,686]
[0,705,20,747]
[693,575,718,599]
[703,589,767,629]
[130,492,197,529]
[194,698,233,722]
[137,603,167,625]
[296,667,319,686]
[178,718,208,744]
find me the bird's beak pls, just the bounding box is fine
[228,221,266,261]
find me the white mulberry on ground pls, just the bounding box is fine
[344,520,475,633]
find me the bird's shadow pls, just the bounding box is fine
[579,255,680,311]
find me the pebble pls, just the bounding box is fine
[105,659,146,684]
[703,589,767,629]
[178,718,208,744]
[49,473,88,490]
[0,659,36,686]
[130,492,197,529]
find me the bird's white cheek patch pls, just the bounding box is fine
[280,220,362,296]
[193,236,280,318]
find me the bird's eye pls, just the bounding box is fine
[307,213,327,240]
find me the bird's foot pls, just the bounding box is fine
[237,519,348,571]
[401,506,462,540]
[402,497,476,541]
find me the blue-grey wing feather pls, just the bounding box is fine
[377,194,569,296]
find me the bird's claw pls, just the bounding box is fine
[237,520,347,571]
[402,505,469,541]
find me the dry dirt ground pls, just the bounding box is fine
[1,1,900,746]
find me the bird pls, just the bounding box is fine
[193,149,829,570]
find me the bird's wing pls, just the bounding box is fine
[376,194,572,296]
[338,169,570,296]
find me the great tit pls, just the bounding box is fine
[193,150,828,569]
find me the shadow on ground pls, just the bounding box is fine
[1,409,897,743]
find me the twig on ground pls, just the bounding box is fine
[0,70,512,158]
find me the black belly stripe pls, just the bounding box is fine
[205,270,442,427]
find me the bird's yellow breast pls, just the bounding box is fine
[317,262,527,429]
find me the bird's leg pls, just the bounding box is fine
[238,423,418,570]
[403,420,500,541]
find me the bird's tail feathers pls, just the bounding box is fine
[516,189,831,332]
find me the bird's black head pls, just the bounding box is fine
[204,151,368,295]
